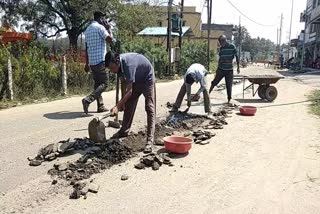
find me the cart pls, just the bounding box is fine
[234,75,284,102]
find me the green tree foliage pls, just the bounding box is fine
[19,0,113,50]
[2,0,160,50]
[234,26,277,61]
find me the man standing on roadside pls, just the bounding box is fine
[82,11,114,114]
[105,51,156,153]
[209,35,240,103]
[171,63,211,113]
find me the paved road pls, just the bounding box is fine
[1,67,320,214]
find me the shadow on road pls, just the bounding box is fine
[235,99,269,104]
[43,111,93,120]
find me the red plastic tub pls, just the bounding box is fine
[163,136,192,154]
[239,106,257,116]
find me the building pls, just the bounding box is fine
[137,6,236,54]
[299,0,320,65]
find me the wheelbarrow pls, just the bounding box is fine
[234,75,284,102]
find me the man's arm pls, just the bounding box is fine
[84,43,90,72]
[98,25,113,45]
[111,82,132,115]
[186,83,192,107]
[235,47,240,73]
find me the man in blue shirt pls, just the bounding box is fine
[209,35,240,103]
[105,51,156,153]
[82,11,113,114]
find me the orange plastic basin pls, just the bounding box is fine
[239,106,257,116]
[163,136,192,154]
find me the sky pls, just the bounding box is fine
[175,0,305,44]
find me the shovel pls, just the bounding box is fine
[88,112,113,143]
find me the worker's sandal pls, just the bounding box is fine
[111,131,128,139]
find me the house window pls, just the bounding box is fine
[313,0,317,8]
[158,21,162,27]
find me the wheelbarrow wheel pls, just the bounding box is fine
[265,86,278,102]
[258,85,267,99]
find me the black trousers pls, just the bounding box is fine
[84,62,109,109]
[211,69,233,100]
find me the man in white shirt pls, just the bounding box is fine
[82,11,113,114]
[171,63,211,113]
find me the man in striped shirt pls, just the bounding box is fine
[209,35,240,103]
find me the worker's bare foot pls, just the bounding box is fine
[143,143,152,153]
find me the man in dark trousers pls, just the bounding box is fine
[82,11,113,114]
[209,35,240,103]
[106,51,156,153]
[171,63,211,113]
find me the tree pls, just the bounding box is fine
[19,0,115,50]
[2,0,161,50]
[233,26,277,61]
[0,0,24,26]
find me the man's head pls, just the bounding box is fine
[94,11,106,24]
[218,35,227,47]
[105,51,120,73]
[185,74,195,85]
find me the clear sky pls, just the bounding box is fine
[175,0,305,44]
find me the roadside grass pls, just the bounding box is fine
[309,90,320,116]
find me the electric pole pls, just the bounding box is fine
[178,0,184,74]
[238,17,241,61]
[288,0,294,60]
[167,0,173,75]
[207,0,212,71]
[279,13,283,56]
[301,3,308,69]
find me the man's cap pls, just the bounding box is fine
[94,11,106,19]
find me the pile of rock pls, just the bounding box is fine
[69,179,100,200]
[192,130,216,145]
[28,138,95,166]
[134,153,173,170]
[48,139,133,183]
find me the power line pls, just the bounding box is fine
[225,0,278,27]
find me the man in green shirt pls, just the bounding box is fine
[209,35,240,103]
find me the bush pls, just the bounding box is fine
[310,90,320,116]
[0,43,92,102]
[121,38,217,77]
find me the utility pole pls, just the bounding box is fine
[279,14,283,56]
[167,0,173,76]
[238,17,241,61]
[277,28,279,48]
[288,0,294,60]
[301,3,309,69]
[207,0,212,71]
[178,0,184,74]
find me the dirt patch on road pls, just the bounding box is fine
[28,103,238,199]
